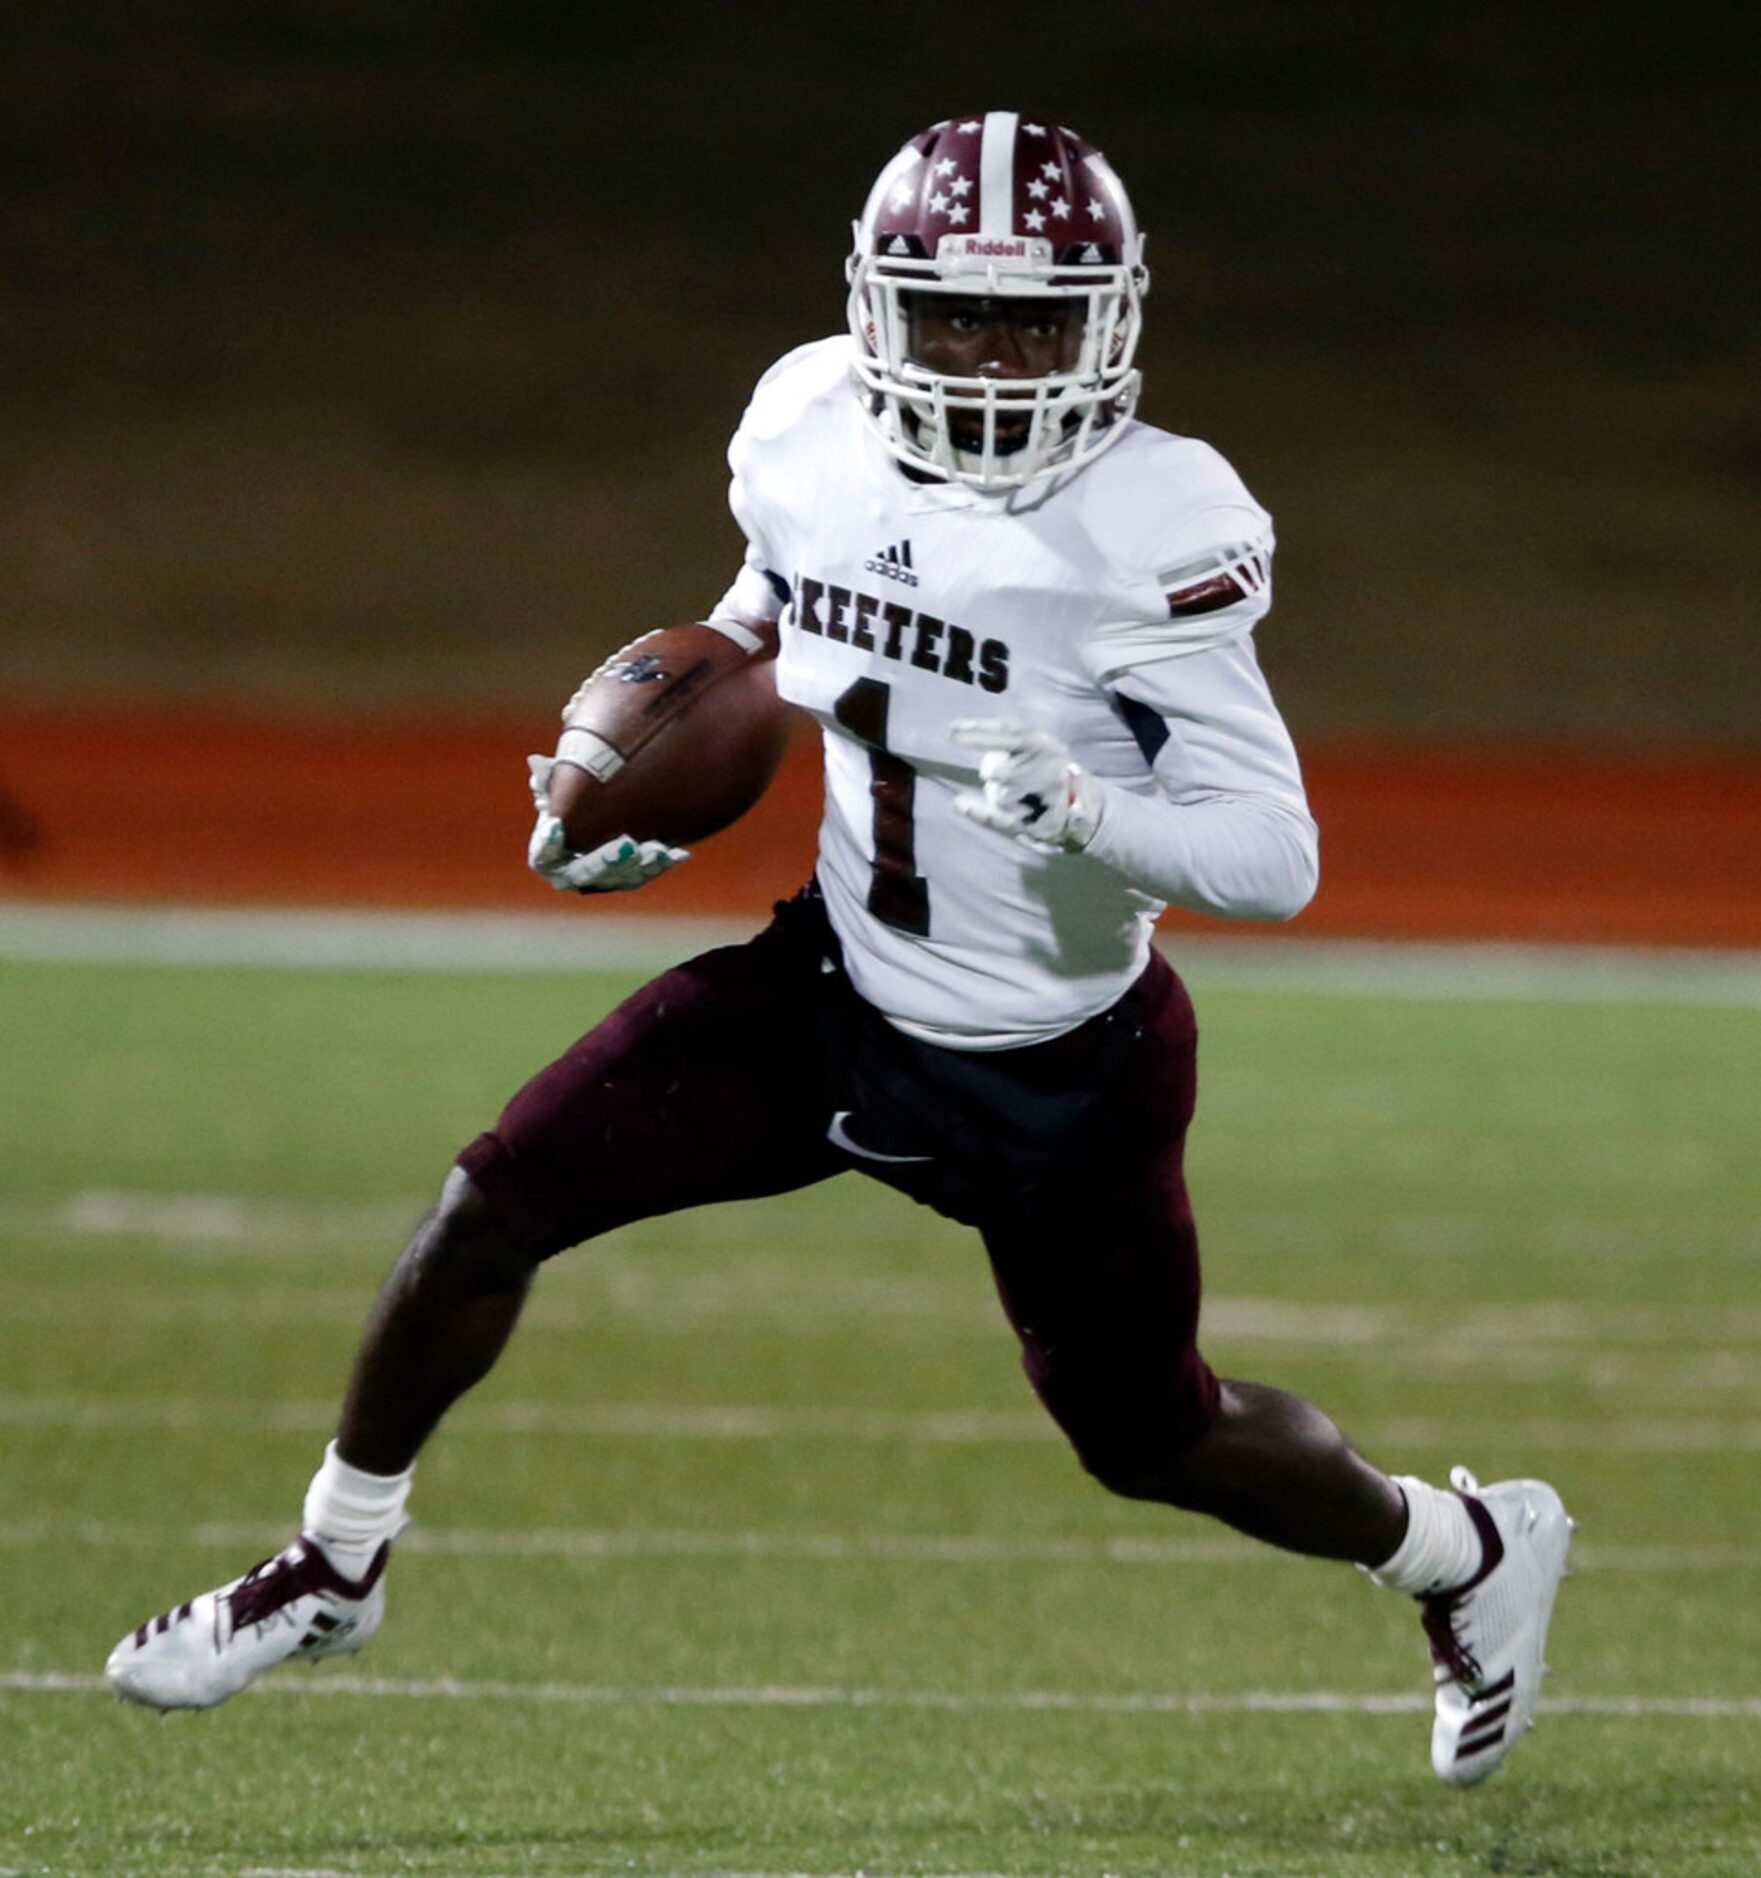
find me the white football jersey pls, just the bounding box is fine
[712,337,1317,1050]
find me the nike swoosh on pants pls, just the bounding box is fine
[826,1111,934,1164]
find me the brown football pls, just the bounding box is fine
[546,619,793,851]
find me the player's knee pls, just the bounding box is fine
[401,1166,542,1294]
[1076,1446,1165,1502]
[1058,1386,1218,1504]
[1031,1345,1218,1504]
[1072,1421,1210,1504]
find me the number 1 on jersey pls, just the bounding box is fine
[833,677,931,937]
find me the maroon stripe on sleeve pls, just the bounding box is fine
[1165,572,1247,618]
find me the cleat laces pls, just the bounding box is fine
[1420,1598,1483,1686]
[223,1537,387,1639]
[226,1550,307,1635]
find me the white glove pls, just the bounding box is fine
[525,753,690,894]
[949,720,1105,852]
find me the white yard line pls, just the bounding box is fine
[0,1395,1054,1441]
[9,1190,1761,1347]
[3,1392,1760,1453]
[0,1517,1750,1574]
[5,1667,1758,1719]
[0,903,755,974]
[0,1189,425,1250]
[11,1278,1761,1361]
[3,900,1759,1005]
[240,1870,1057,1878]
[240,1870,361,1878]
[237,1871,1056,1878]
[236,1869,1072,1878]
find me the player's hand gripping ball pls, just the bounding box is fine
[950,719,1104,852]
[527,619,791,895]
[527,756,689,892]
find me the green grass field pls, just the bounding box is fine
[2,935,1758,1877]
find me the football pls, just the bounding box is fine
[546,618,793,850]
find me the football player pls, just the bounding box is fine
[107,113,1570,1786]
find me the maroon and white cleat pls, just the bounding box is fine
[1418,1467,1574,1784]
[105,1535,389,1711]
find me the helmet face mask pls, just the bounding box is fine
[847,113,1148,491]
[901,292,1082,461]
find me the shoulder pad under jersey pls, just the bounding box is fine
[1074,425,1276,678]
[733,336,857,448]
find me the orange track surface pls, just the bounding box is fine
[2,705,1758,947]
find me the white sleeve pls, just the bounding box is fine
[708,404,791,629]
[708,559,787,629]
[1082,636,1319,922]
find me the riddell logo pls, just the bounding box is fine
[941,233,1050,272]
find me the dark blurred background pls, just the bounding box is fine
[3,1,1756,743]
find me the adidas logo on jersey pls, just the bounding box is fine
[864,540,919,588]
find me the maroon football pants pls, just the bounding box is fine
[458,888,1220,1487]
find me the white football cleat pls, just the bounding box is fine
[105,1535,388,1711]
[1418,1467,1574,1785]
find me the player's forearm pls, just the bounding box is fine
[1083,784,1319,921]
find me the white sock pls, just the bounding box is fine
[301,1441,415,1580]
[1365,1475,1484,1595]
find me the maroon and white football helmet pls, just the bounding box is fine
[847,111,1148,490]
